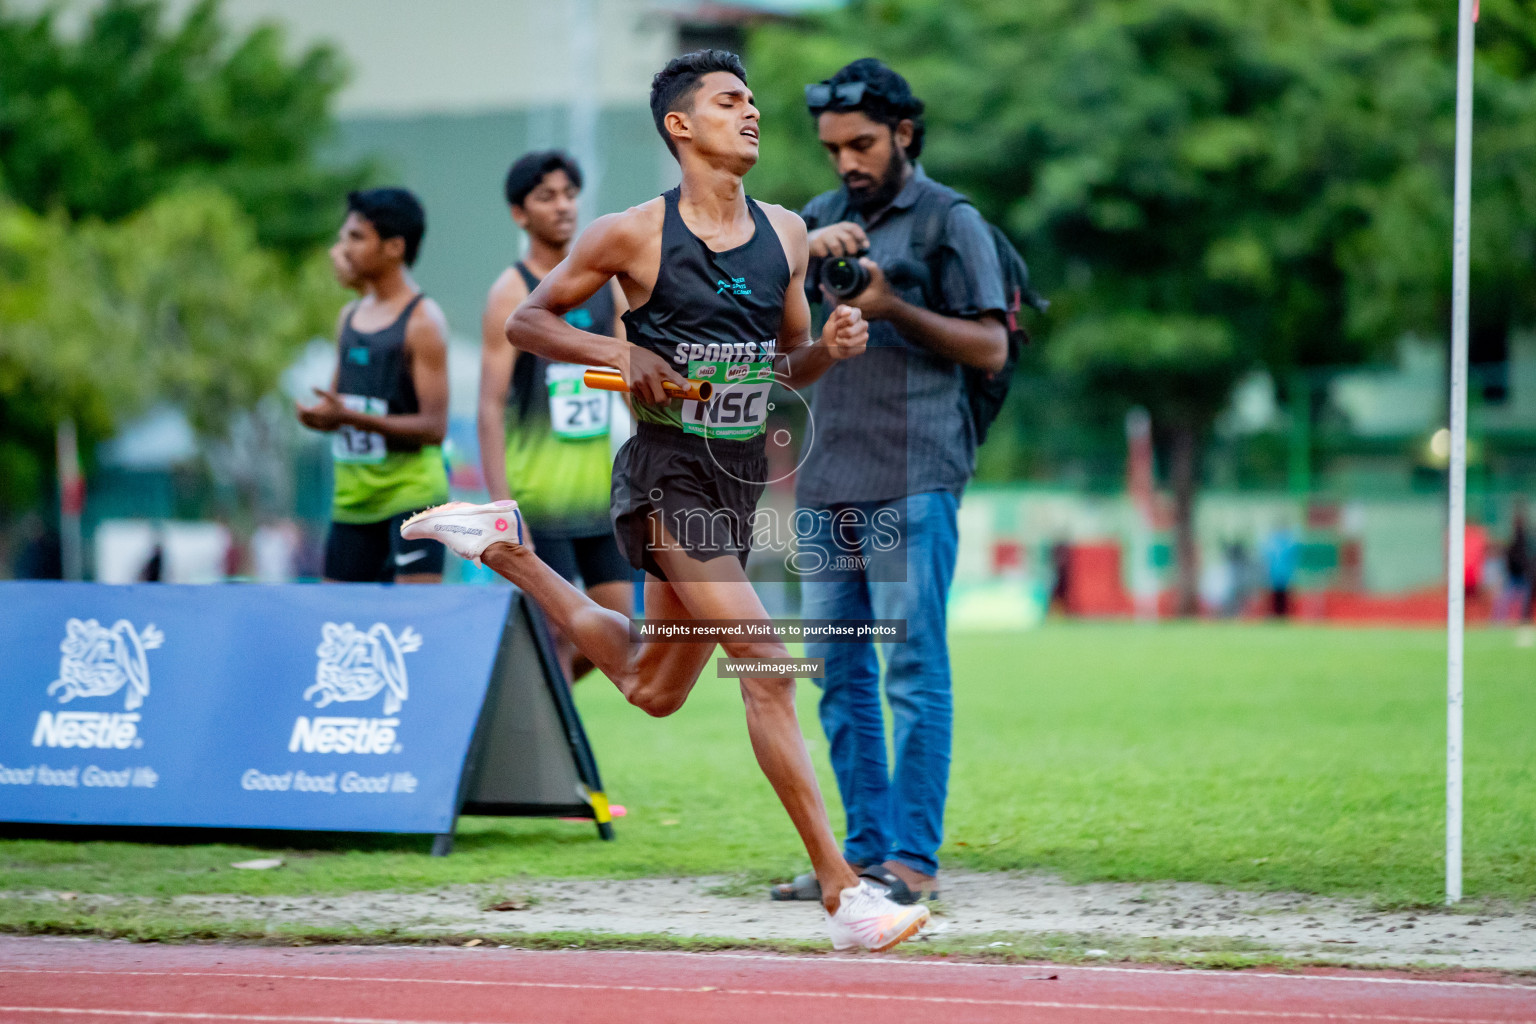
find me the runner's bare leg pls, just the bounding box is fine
[564,580,632,681]
[650,563,859,911]
[478,521,860,912]
[479,543,711,705]
[639,512,858,907]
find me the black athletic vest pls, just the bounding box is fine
[335,293,425,453]
[621,187,788,393]
[507,261,617,425]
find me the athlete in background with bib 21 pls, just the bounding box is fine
[297,188,451,583]
[478,152,632,680]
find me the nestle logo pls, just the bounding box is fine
[288,716,400,755]
[32,711,141,750]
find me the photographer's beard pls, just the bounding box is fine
[843,144,909,216]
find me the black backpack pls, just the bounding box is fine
[803,182,1047,445]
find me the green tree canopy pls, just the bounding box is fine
[0,190,340,511]
[0,0,368,258]
[0,0,361,519]
[749,0,1536,611]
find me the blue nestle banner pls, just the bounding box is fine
[0,582,513,834]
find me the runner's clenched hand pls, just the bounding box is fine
[617,345,690,405]
[820,304,868,361]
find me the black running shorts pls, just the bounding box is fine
[536,531,631,588]
[611,422,766,580]
[324,509,446,582]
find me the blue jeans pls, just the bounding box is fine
[798,491,958,878]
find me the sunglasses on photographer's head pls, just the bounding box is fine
[805,81,871,114]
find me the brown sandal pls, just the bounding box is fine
[768,861,873,902]
[859,864,940,905]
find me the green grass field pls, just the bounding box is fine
[2,624,1531,910]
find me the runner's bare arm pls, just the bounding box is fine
[760,206,867,388]
[301,300,450,445]
[608,278,634,415]
[507,208,687,405]
[478,270,528,502]
[296,304,350,431]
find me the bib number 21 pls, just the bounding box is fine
[547,364,610,440]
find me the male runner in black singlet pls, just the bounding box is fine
[478,151,632,681]
[404,51,928,950]
[298,188,451,583]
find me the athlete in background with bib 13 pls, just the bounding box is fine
[478,152,632,680]
[297,188,451,583]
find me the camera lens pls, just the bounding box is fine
[820,256,870,299]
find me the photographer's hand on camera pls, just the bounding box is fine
[820,304,868,361]
[808,221,869,259]
[828,257,899,321]
[616,345,689,406]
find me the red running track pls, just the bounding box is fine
[0,936,1532,1023]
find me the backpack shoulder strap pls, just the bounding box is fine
[907,182,969,308]
[909,180,969,254]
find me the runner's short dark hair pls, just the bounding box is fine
[504,150,584,208]
[818,58,926,159]
[346,187,426,266]
[650,49,748,159]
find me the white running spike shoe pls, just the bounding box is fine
[399,500,524,565]
[826,881,931,952]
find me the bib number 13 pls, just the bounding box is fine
[331,394,387,464]
[547,364,610,440]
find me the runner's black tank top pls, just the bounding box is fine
[335,293,425,453]
[507,261,617,425]
[621,187,788,418]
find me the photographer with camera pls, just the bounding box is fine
[771,59,1009,906]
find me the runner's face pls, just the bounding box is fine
[328,239,362,291]
[676,72,759,172]
[817,110,911,210]
[337,212,399,280]
[513,169,579,247]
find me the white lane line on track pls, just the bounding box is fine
[0,1010,494,1024]
[7,959,1532,996]
[0,974,1528,1023]
[238,943,1532,993]
[8,937,1532,991]
[473,947,1536,991]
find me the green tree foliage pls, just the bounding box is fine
[0,190,341,511]
[0,0,363,519]
[749,0,1536,611]
[0,0,368,258]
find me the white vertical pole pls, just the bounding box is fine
[56,419,84,582]
[1446,0,1477,906]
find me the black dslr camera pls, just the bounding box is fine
[819,250,872,300]
[818,248,929,302]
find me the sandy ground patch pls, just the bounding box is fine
[145,872,1536,971]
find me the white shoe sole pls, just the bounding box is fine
[399,501,522,564]
[832,905,931,953]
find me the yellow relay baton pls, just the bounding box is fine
[582,368,713,402]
